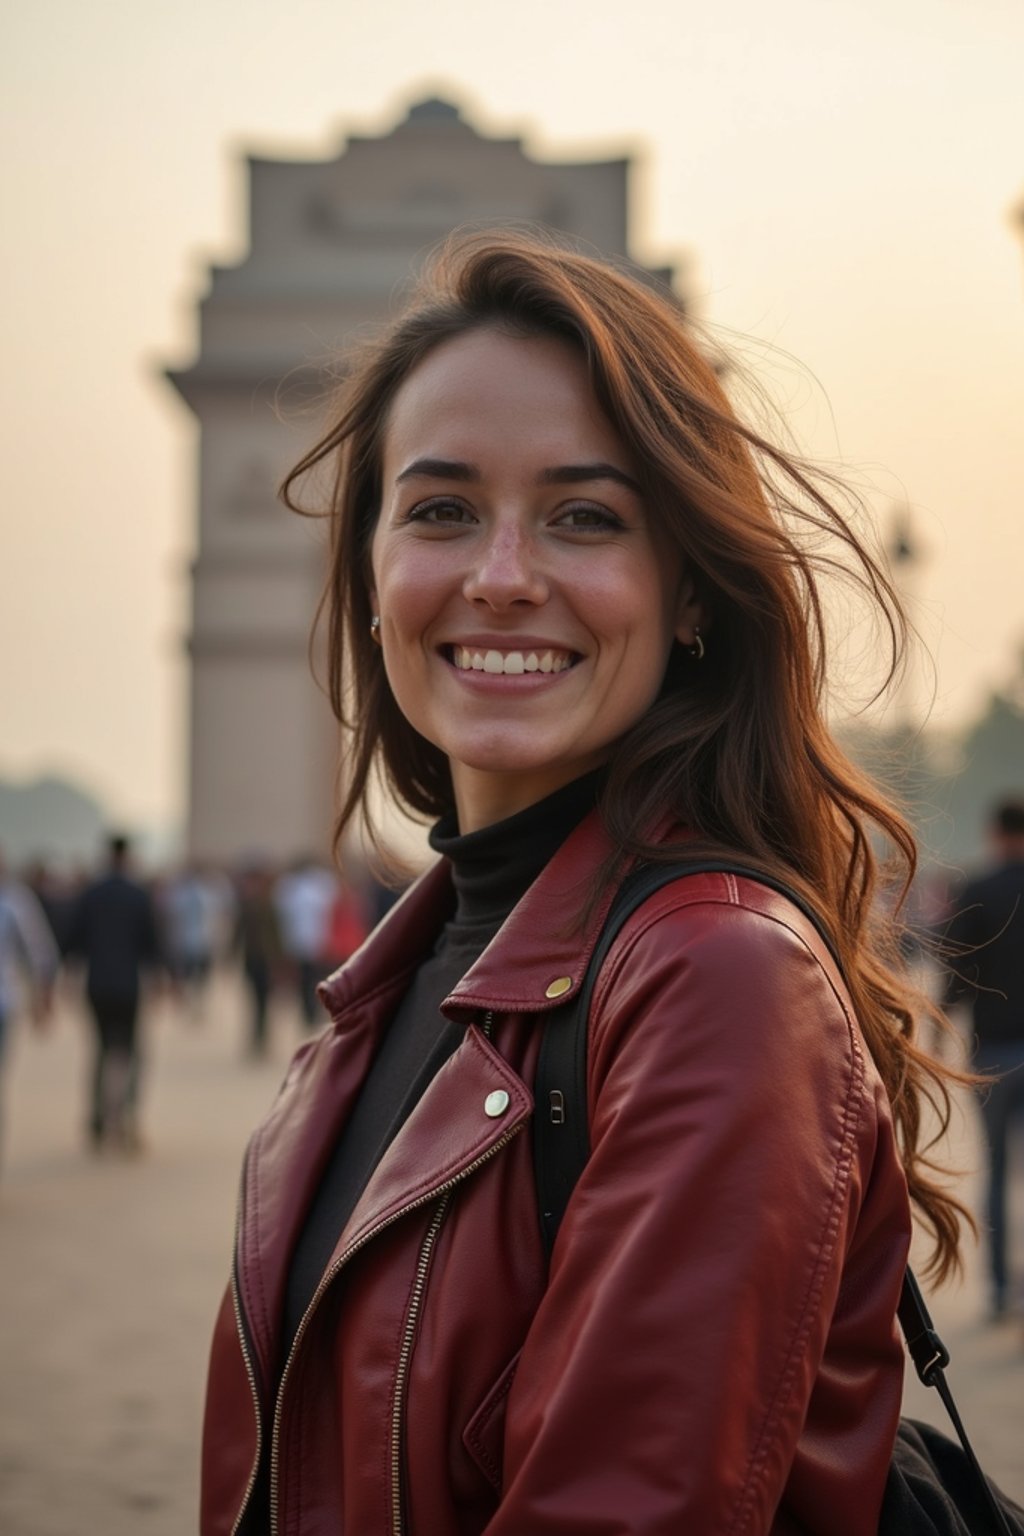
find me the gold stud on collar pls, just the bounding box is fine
[545,976,572,1000]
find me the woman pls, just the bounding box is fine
[201,233,967,1535]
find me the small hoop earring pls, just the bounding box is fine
[370,615,381,644]
[689,626,705,661]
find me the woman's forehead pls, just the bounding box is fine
[381,328,632,482]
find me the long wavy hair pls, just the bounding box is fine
[283,229,971,1282]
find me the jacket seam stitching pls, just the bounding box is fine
[246,1124,272,1366]
[445,990,569,1012]
[728,1031,865,1534]
[465,1363,518,1488]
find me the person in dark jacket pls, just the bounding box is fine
[943,797,1024,1316]
[233,860,284,1059]
[65,833,161,1151]
[201,233,973,1535]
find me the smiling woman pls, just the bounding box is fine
[200,232,972,1536]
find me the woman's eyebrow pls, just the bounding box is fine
[395,458,641,495]
[539,463,642,495]
[395,458,480,483]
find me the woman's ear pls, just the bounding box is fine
[674,574,707,649]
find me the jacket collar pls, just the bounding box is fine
[442,808,624,1018]
[317,857,457,1023]
[318,808,625,1026]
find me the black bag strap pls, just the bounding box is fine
[532,857,1014,1536]
[896,1271,1015,1535]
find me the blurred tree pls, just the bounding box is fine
[942,658,1024,871]
[0,775,106,868]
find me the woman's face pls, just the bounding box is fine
[370,327,700,832]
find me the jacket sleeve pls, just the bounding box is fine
[485,893,907,1536]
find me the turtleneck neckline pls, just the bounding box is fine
[429,770,606,933]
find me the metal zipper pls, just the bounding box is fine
[389,1189,453,1534]
[269,1011,522,1536]
[228,1172,264,1536]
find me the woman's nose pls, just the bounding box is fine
[461,524,549,609]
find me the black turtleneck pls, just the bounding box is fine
[281,770,604,1354]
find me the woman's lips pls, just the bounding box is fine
[448,645,577,676]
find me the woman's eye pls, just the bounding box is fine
[407,498,474,525]
[557,504,624,531]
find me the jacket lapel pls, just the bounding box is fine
[331,1023,533,1260]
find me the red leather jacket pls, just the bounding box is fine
[201,813,911,1535]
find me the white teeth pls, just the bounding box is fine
[451,647,574,675]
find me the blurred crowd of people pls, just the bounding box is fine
[0,837,398,1155]
[1,804,1022,1320]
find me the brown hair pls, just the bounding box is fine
[283,229,971,1281]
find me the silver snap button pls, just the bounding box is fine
[484,1089,510,1118]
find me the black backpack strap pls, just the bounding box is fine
[533,857,836,1259]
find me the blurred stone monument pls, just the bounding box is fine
[164,97,681,862]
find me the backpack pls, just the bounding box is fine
[532,859,1023,1536]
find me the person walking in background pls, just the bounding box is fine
[319,873,370,974]
[0,849,58,1158]
[943,797,1024,1319]
[233,860,284,1059]
[64,834,162,1153]
[159,861,234,1019]
[21,858,77,955]
[273,855,337,1028]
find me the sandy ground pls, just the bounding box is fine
[0,970,1021,1534]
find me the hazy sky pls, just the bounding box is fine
[2,0,1022,834]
